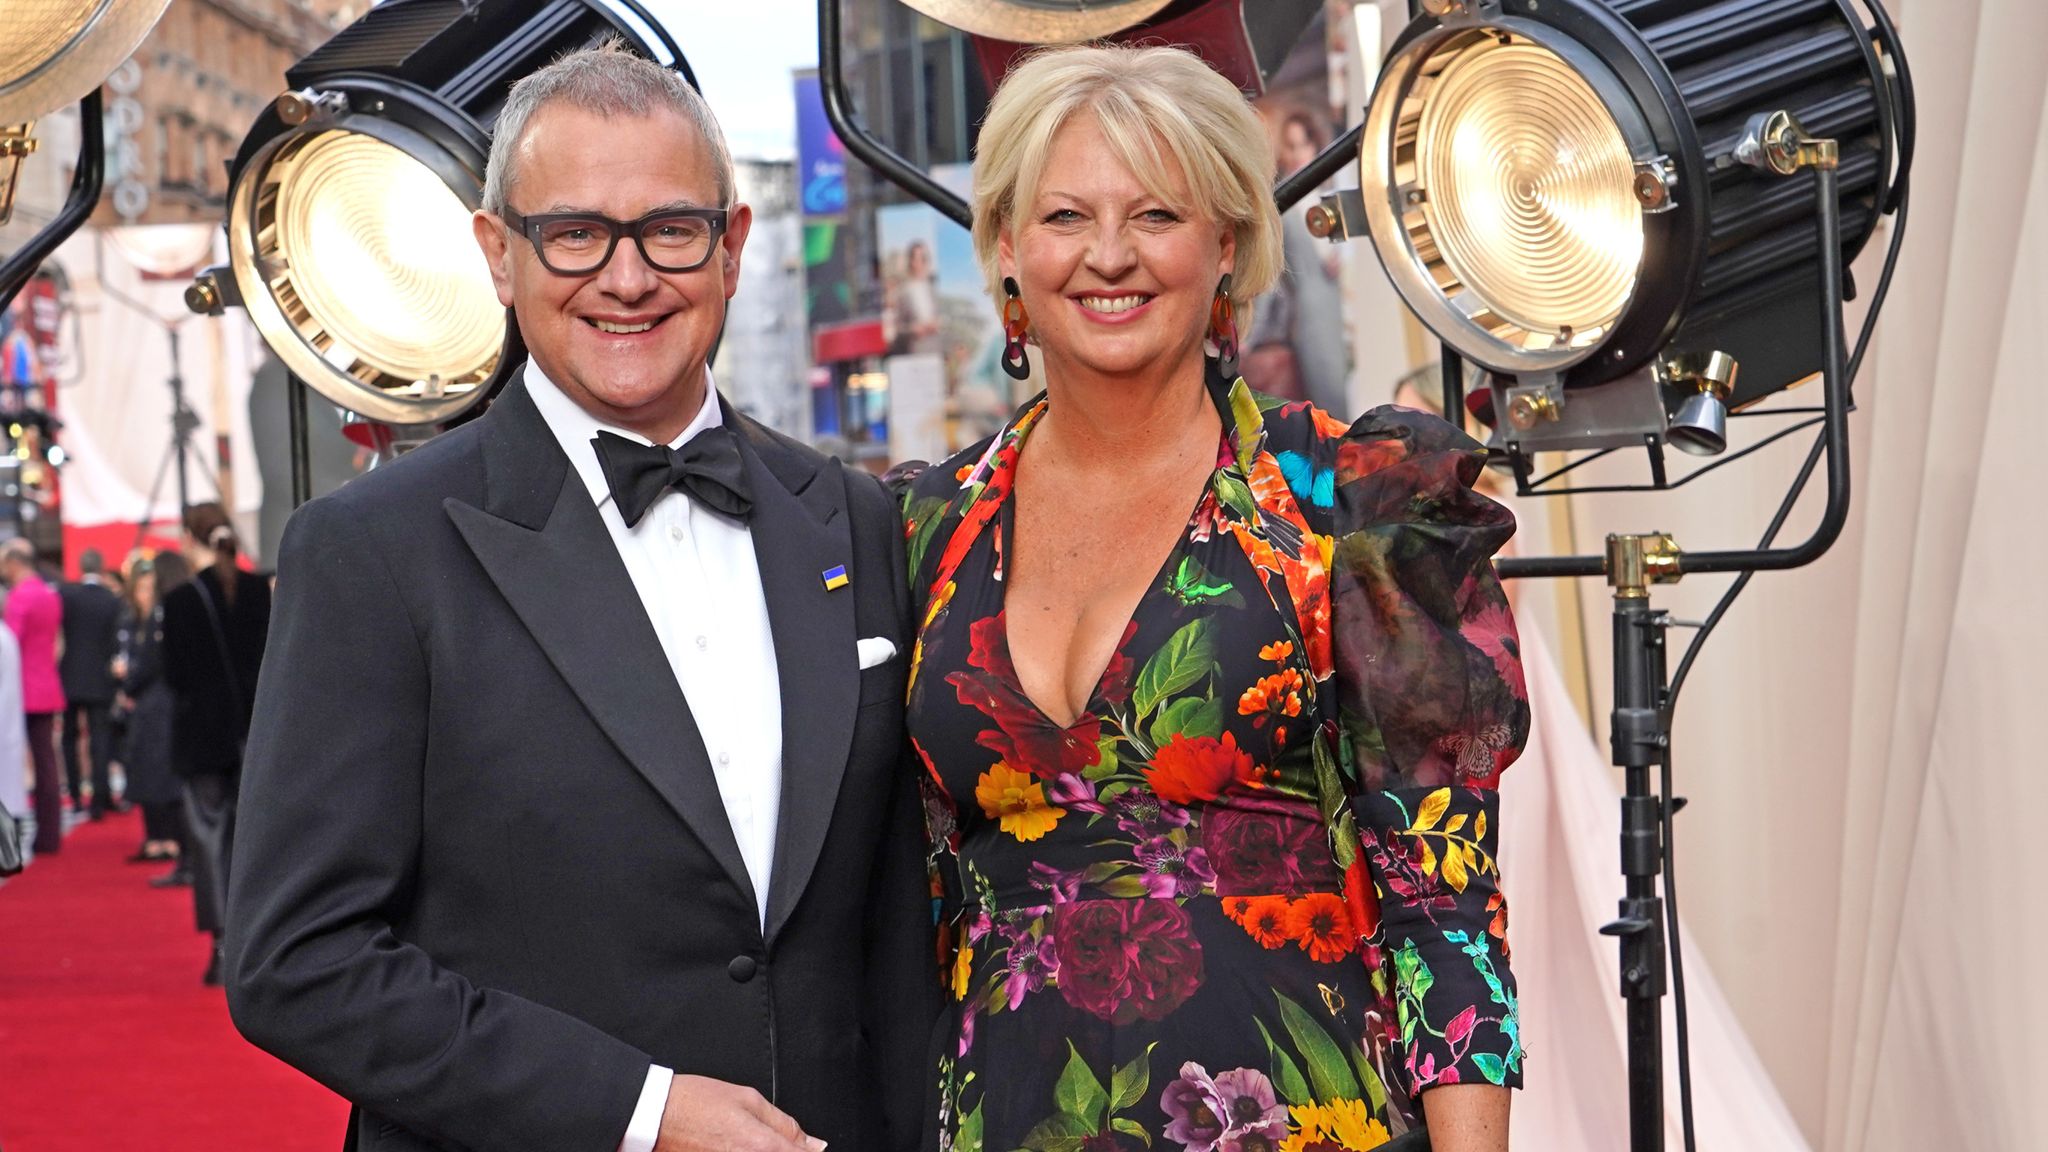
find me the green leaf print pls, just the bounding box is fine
[957,1102,984,1152]
[1471,1052,1508,1086]
[1083,737,1121,782]
[1149,696,1224,748]
[905,495,951,579]
[1110,1116,1153,1146]
[1054,1041,1109,1129]
[1350,1042,1388,1112]
[1132,619,1216,718]
[1254,1017,1313,1106]
[1019,1114,1088,1152]
[1275,992,1363,1104]
[1109,1043,1158,1113]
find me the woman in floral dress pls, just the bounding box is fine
[899,46,1529,1152]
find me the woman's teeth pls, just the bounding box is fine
[1077,295,1148,314]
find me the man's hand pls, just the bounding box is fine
[652,1075,824,1152]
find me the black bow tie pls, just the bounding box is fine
[592,426,754,528]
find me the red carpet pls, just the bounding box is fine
[0,810,350,1150]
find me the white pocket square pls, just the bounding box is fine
[857,636,898,670]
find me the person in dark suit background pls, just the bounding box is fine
[226,43,935,1152]
[117,551,193,868]
[161,503,270,983]
[59,548,125,818]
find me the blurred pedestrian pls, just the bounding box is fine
[161,505,269,983]
[2,538,65,856]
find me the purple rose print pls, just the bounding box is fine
[1053,900,1203,1024]
[1136,837,1218,898]
[1160,1063,1228,1152]
[1203,802,1330,897]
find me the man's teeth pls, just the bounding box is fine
[1078,295,1149,314]
[592,319,656,334]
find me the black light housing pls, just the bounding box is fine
[1331,0,1903,465]
[190,0,690,426]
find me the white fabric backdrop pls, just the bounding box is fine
[1340,2,2044,1146]
[48,226,264,533]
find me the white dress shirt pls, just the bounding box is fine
[524,361,784,1152]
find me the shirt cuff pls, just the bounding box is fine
[619,1064,672,1152]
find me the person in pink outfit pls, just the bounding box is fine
[3,537,68,854]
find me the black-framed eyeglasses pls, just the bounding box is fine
[499,206,729,276]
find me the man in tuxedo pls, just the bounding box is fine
[58,549,124,817]
[227,45,935,1152]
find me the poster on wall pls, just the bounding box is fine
[875,164,1012,453]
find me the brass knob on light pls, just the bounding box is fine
[185,274,222,316]
[1507,390,1560,431]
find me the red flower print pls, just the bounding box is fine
[1144,732,1262,805]
[1345,858,1379,941]
[947,613,1106,779]
[1053,900,1204,1024]
[1286,892,1354,963]
[1460,601,1525,701]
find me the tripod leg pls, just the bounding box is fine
[132,437,181,555]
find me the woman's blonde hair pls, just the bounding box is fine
[971,43,1283,331]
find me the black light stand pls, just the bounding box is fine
[0,91,105,311]
[286,373,312,509]
[1495,148,1853,1152]
[129,321,216,555]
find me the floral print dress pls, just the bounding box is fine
[900,377,1530,1152]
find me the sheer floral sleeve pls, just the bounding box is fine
[1324,405,1530,1096]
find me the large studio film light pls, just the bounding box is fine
[187,0,688,426]
[1315,0,1905,469]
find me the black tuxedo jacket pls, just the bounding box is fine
[226,378,937,1152]
[58,579,123,704]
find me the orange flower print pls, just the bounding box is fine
[1287,892,1355,963]
[1222,895,1257,924]
[1237,895,1294,950]
[1258,640,1294,663]
[975,762,1064,842]
[1144,732,1262,805]
[1237,669,1305,720]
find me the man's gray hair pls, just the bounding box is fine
[482,40,735,214]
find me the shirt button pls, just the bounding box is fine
[727,955,758,983]
[718,752,731,765]
[669,524,684,543]
[695,635,708,650]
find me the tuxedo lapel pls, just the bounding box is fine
[445,381,759,914]
[731,410,858,945]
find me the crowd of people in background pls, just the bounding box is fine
[0,503,270,984]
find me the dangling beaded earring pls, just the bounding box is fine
[1001,277,1032,381]
[1208,274,1239,380]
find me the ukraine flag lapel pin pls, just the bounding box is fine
[821,564,850,591]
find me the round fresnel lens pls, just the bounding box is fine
[234,130,501,419]
[0,0,175,124]
[0,1,102,96]
[1416,36,1643,350]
